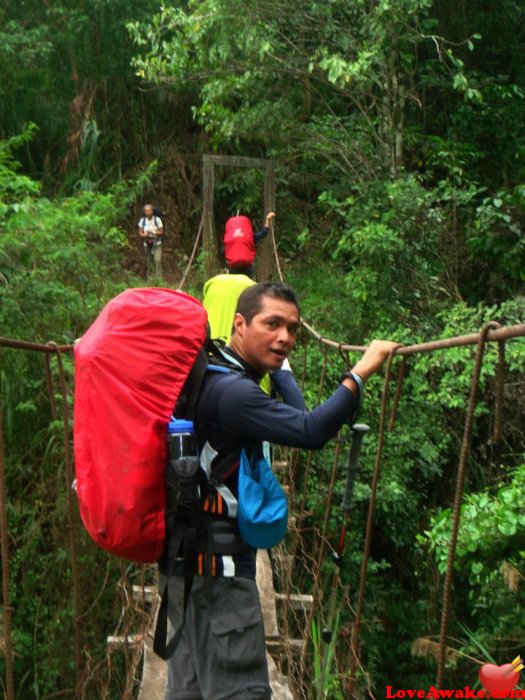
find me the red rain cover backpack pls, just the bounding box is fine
[73,287,208,563]
[223,215,255,268]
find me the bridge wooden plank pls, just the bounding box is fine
[208,155,270,169]
[267,653,294,700]
[256,549,280,638]
[275,592,314,611]
[137,632,166,700]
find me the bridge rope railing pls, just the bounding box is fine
[0,337,153,699]
[265,224,525,695]
[1,224,525,697]
[0,390,14,700]
[177,211,205,292]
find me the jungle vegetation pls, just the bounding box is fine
[1,0,524,696]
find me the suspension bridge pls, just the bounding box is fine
[1,159,524,699]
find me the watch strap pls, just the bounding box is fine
[341,371,365,402]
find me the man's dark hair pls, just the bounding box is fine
[235,282,300,324]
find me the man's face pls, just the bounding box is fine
[144,205,153,218]
[231,296,300,374]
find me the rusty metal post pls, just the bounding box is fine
[0,376,16,700]
[493,341,505,442]
[202,155,218,279]
[347,347,401,697]
[201,154,275,281]
[260,158,276,280]
[49,345,83,689]
[435,323,500,685]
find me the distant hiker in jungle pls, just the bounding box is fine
[222,211,275,279]
[138,204,164,279]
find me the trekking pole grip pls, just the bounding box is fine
[341,424,370,512]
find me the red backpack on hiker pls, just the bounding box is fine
[73,287,208,563]
[223,215,255,268]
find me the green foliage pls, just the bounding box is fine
[311,615,344,700]
[1,0,525,694]
[451,84,525,186]
[130,0,456,177]
[288,274,525,687]
[424,465,525,572]
[0,181,136,345]
[0,125,41,213]
[310,175,445,332]
[0,0,166,190]
[2,197,125,336]
[0,132,146,697]
[466,186,525,297]
[132,0,525,310]
[422,463,525,660]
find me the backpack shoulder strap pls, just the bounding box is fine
[173,339,245,420]
[154,360,246,661]
[201,368,247,485]
[174,346,208,420]
[206,339,246,372]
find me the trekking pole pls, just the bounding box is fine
[323,423,370,641]
[316,424,369,700]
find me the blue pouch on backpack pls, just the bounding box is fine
[237,448,288,549]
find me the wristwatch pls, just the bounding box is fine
[340,371,365,402]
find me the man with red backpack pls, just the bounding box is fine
[161,282,397,700]
[222,211,275,279]
[73,280,396,700]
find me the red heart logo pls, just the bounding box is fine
[479,663,520,698]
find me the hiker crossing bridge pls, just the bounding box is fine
[1,206,525,698]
